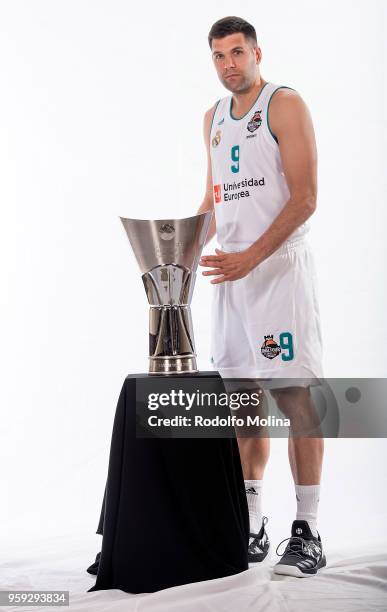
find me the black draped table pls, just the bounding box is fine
[87,372,249,594]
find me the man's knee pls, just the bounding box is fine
[269,387,310,416]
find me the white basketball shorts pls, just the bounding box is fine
[209,236,323,388]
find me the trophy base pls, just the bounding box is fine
[148,355,198,375]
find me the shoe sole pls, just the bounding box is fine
[273,564,315,577]
[274,558,326,578]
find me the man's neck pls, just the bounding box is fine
[231,77,267,118]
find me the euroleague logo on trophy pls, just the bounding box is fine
[159,223,175,240]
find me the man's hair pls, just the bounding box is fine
[208,16,257,48]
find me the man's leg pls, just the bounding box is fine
[237,436,270,533]
[233,386,271,563]
[270,386,326,577]
[237,436,270,481]
[233,387,270,533]
[237,435,271,563]
[270,386,323,534]
[287,427,324,484]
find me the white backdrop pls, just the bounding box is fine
[0,0,386,592]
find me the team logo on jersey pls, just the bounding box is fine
[261,335,281,359]
[247,109,262,133]
[213,184,222,203]
[217,117,224,125]
[212,130,222,147]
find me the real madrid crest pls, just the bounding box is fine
[212,129,222,147]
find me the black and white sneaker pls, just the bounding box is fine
[274,520,326,577]
[248,516,270,563]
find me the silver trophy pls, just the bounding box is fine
[120,211,213,375]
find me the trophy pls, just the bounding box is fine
[120,211,213,375]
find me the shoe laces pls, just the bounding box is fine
[250,516,269,536]
[249,516,269,547]
[275,535,318,559]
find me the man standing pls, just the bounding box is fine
[197,16,326,577]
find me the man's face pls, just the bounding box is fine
[211,32,260,93]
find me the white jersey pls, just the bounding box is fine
[209,81,309,250]
[208,81,323,384]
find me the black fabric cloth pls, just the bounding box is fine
[87,372,249,594]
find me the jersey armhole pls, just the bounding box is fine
[266,86,296,144]
[209,99,220,144]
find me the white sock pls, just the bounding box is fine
[295,484,320,538]
[245,479,263,535]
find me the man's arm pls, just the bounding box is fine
[248,88,317,264]
[196,105,217,246]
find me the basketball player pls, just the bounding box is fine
[196,16,326,577]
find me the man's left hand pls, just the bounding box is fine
[199,247,258,284]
